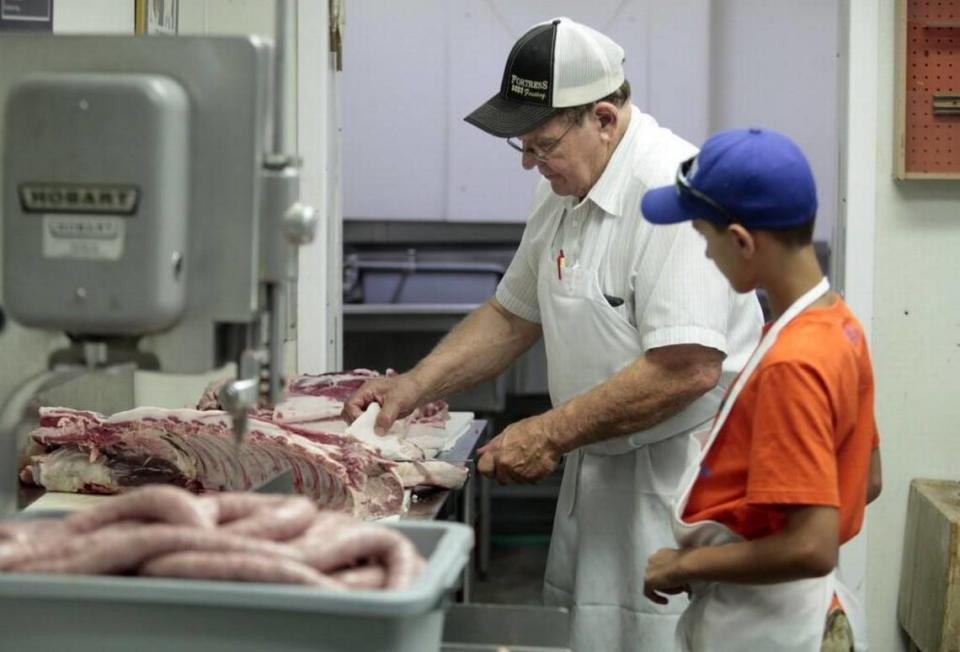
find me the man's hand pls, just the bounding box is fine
[341,373,425,435]
[644,547,691,605]
[476,415,563,484]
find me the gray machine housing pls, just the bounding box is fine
[4,72,189,334]
[0,35,276,372]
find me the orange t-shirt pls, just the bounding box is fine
[683,297,879,544]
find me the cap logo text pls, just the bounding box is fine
[510,74,549,101]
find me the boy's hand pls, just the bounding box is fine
[644,547,691,604]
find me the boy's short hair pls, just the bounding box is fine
[701,214,816,248]
[768,219,815,247]
[639,128,818,235]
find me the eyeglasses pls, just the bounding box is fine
[506,120,578,163]
[676,156,735,223]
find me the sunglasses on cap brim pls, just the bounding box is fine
[675,156,736,224]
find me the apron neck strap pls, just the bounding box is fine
[675,277,830,527]
[709,277,830,444]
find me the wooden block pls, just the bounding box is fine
[898,479,960,652]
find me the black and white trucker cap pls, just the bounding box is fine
[464,17,626,138]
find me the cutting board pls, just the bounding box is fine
[25,491,112,513]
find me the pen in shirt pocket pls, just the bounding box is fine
[603,293,624,307]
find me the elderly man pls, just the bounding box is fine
[344,17,762,652]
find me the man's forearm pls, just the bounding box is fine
[543,345,724,453]
[410,298,541,403]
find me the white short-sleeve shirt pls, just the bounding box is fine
[496,106,762,383]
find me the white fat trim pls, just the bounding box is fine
[273,394,343,423]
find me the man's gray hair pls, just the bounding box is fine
[560,79,632,125]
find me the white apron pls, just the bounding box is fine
[671,278,868,652]
[540,213,712,652]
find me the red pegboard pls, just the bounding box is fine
[901,0,960,177]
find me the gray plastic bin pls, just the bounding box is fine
[0,515,473,652]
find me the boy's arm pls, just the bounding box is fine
[644,505,838,603]
[867,448,882,504]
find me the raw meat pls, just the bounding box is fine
[273,370,383,423]
[268,370,454,459]
[1,487,424,590]
[394,460,469,490]
[20,406,405,519]
[20,369,471,518]
[263,369,450,435]
[198,369,459,461]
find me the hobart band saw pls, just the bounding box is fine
[0,0,318,517]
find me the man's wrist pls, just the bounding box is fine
[541,405,578,455]
[405,367,434,404]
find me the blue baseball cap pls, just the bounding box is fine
[641,128,817,229]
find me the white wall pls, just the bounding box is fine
[342,0,711,222]
[179,0,275,36]
[52,0,133,32]
[861,1,960,649]
[341,0,838,243]
[709,0,839,243]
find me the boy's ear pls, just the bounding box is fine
[727,224,756,258]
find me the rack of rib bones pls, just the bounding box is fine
[19,370,469,520]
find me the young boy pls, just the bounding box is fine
[638,128,882,652]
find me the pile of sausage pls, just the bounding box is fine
[0,485,425,590]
